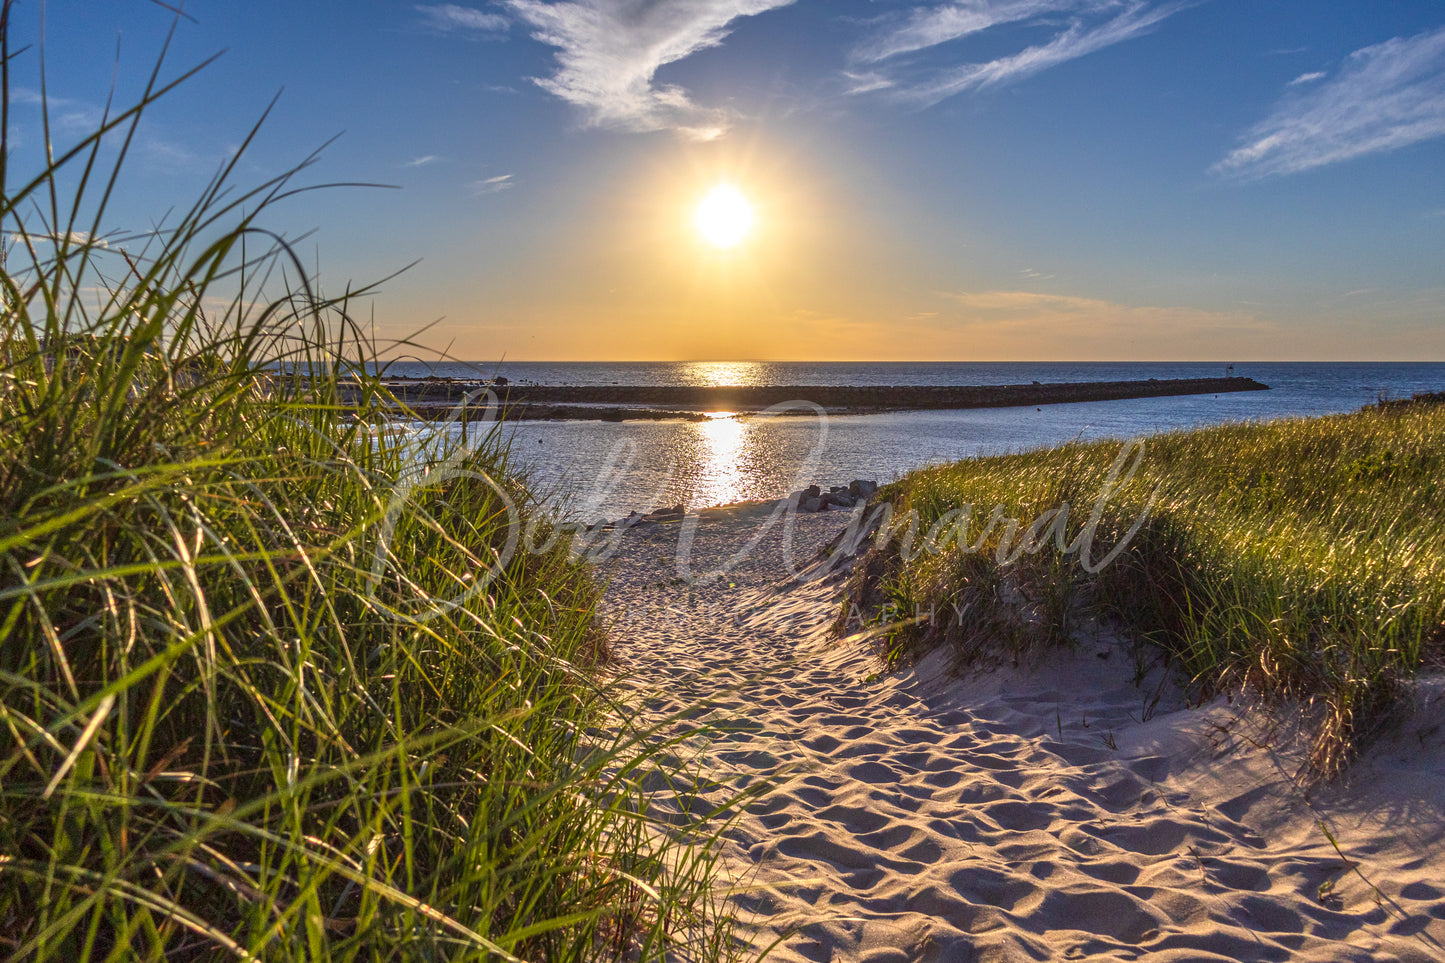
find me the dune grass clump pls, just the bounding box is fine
[847,404,1445,778]
[0,13,734,961]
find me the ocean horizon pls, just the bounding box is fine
[377,358,1439,389]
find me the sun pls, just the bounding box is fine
[695,185,754,249]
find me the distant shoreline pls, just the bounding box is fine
[363,375,1269,422]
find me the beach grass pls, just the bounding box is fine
[847,402,1445,778]
[0,12,736,960]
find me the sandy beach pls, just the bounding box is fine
[598,501,1445,963]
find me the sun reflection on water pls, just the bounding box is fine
[689,412,751,507]
[678,361,768,387]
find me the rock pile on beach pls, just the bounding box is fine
[584,504,684,532]
[791,479,878,512]
[588,480,879,531]
[634,503,686,524]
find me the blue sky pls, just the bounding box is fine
[6,0,1445,360]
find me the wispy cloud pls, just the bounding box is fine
[471,173,515,195]
[935,289,1268,356]
[141,138,198,173]
[10,87,105,132]
[1287,70,1325,86]
[404,154,442,167]
[856,0,1068,64]
[502,0,795,138]
[841,70,895,95]
[942,289,1256,331]
[9,230,108,249]
[9,86,210,172]
[853,1,1188,107]
[417,4,509,33]
[1215,25,1445,179]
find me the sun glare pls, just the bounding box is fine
[695,185,754,249]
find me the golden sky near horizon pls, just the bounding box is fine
[366,131,1442,363]
[386,152,1433,363]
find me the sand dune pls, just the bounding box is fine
[598,502,1445,963]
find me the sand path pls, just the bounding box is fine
[597,502,1445,963]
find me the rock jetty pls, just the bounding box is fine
[368,376,1268,421]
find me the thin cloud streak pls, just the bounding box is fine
[942,289,1258,330]
[472,173,515,195]
[1216,25,1445,179]
[503,0,795,138]
[923,289,1273,357]
[841,70,895,95]
[417,4,510,32]
[856,0,1077,64]
[854,1,1189,107]
[8,230,108,249]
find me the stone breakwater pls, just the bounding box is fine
[368,376,1268,421]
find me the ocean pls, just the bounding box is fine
[387,362,1445,520]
